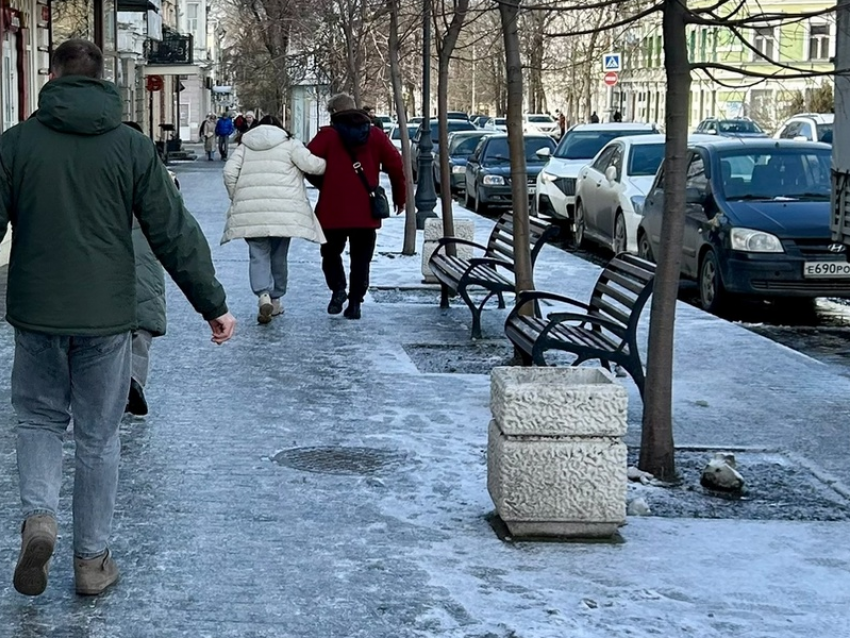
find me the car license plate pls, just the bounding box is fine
[803,261,850,278]
[528,186,536,195]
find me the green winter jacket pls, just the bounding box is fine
[0,77,227,335]
[133,220,166,336]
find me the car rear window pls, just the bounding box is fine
[555,129,656,159]
[628,143,665,176]
[483,137,555,163]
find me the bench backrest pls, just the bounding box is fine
[588,254,656,345]
[485,213,559,270]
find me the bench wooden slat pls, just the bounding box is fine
[602,269,647,295]
[594,282,640,310]
[590,300,631,333]
[605,259,654,285]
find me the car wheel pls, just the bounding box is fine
[572,200,587,249]
[638,231,654,263]
[613,212,627,255]
[699,249,728,313]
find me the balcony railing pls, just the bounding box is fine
[145,32,193,65]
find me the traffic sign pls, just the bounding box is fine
[146,75,164,92]
[603,71,619,87]
[602,53,621,72]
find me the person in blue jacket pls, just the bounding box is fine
[215,112,235,160]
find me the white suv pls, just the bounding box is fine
[774,113,833,144]
[534,122,660,225]
[523,114,561,138]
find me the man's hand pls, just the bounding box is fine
[208,312,236,344]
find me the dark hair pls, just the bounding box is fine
[51,39,103,79]
[259,115,284,129]
[123,121,143,133]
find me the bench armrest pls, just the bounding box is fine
[469,257,515,271]
[513,290,592,313]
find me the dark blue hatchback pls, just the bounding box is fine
[637,139,848,312]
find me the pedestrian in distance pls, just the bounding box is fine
[199,113,217,160]
[307,93,406,320]
[0,39,236,598]
[216,112,235,160]
[234,111,258,145]
[122,121,170,417]
[590,111,600,123]
[557,110,566,137]
[223,115,327,324]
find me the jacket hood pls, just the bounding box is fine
[331,109,372,148]
[36,77,123,135]
[242,125,289,151]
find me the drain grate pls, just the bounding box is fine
[272,446,406,475]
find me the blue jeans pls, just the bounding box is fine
[12,329,131,559]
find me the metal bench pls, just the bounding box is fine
[504,253,655,399]
[429,212,559,339]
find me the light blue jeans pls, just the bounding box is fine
[247,237,291,299]
[12,329,131,559]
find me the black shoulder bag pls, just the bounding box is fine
[343,145,391,220]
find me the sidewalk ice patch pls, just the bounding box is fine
[272,446,407,476]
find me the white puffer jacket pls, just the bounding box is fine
[222,126,327,245]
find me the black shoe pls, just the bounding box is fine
[327,290,347,315]
[126,380,148,416]
[344,301,361,320]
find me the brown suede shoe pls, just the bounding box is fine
[74,549,119,596]
[13,514,58,596]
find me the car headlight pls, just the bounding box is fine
[630,195,646,216]
[452,164,466,174]
[730,228,784,253]
[540,171,557,184]
[482,175,505,185]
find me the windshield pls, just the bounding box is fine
[528,115,554,123]
[817,123,833,143]
[719,148,832,201]
[483,137,555,165]
[495,119,507,125]
[450,134,486,155]
[717,120,763,134]
[628,143,665,177]
[555,129,655,159]
[391,125,418,140]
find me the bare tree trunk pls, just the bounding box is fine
[500,0,533,301]
[436,0,470,251]
[639,0,689,481]
[389,0,417,255]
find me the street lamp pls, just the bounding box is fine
[414,0,438,229]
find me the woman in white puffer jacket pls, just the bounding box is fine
[223,115,326,323]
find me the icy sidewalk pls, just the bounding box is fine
[0,167,846,637]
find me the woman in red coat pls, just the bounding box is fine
[307,93,406,319]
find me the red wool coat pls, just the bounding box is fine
[307,124,406,230]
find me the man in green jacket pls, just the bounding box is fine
[0,39,236,597]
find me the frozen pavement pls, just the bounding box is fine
[0,160,848,637]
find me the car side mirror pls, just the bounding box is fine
[536,147,551,159]
[605,165,618,182]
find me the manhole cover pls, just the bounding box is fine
[272,446,405,475]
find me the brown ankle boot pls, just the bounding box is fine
[74,549,119,596]
[13,514,58,596]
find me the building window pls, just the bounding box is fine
[187,3,200,37]
[753,27,776,61]
[809,23,831,60]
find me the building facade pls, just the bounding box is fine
[617,1,836,131]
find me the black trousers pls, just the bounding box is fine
[321,228,377,303]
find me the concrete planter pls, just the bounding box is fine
[488,367,628,539]
[421,218,475,283]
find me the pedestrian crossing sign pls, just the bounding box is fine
[602,53,621,72]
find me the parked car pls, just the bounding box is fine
[447,111,470,121]
[483,117,508,132]
[523,113,561,138]
[694,117,767,138]
[464,134,556,215]
[637,138,843,312]
[373,115,393,131]
[409,116,423,125]
[411,119,478,180]
[534,122,660,228]
[573,134,667,254]
[387,123,420,153]
[774,113,833,144]
[433,130,491,195]
[471,115,490,129]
